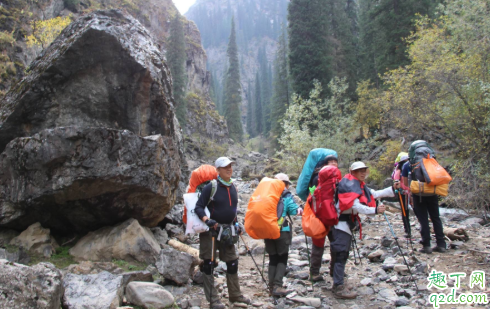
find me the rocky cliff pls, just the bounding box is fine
[0,0,227,144]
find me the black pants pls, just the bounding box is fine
[330,228,351,286]
[412,195,446,248]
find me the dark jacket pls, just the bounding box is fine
[195,180,238,224]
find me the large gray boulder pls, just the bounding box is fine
[62,271,123,309]
[0,260,63,309]
[70,218,160,264]
[0,127,181,233]
[0,9,179,153]
[0,9,183,233]
[156,246,194,285]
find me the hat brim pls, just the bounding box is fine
[350,165,369,171]
[216,160,235,168]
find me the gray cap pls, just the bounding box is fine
[274,173,291,184]
[349,161,368,171]
[215,157,235,168]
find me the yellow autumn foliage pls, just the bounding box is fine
[26,16,72,49]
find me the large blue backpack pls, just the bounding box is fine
[296,148,337,201]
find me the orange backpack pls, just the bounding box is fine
[421,156,452,186]
[302,198,329,239]
[245,178,286,240]
[183,165,218,224]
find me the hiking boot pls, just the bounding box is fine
[229,295,251,304]
[419,246,433,254]
[272,286,291,297]
[210,300,226,309]
[432,246,447,253]
[310,273,324,282]
[332,284,357,299]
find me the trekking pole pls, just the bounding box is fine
[397,189,415,253]
[351,233,363,266]
[210,236,215,309]
[262,241,266,277]
[383,212,419,292]
[304,234,313,286]
[239,234,277,305]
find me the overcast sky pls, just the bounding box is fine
[174,0,197,15]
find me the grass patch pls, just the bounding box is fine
[4,244,19,253]
[111,259,147,272]
[50,246,76,269]
[28,245,76,269]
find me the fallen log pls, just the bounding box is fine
[168,239,202,265]
[443,228,469,241]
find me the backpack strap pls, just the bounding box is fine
[207,179,218,206]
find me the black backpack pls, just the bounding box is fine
[408,140,435,182]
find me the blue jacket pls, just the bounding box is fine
[281,192,299,232]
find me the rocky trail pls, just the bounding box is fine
[165,181,490,309]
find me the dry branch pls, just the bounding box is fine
[168,239,201,264]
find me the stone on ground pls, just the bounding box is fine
[126,281,174,309]
[70,218,160,264]
[156,246,194,285]
[62,271,123,309]
[0,260,63,309]
[9,222,58,257]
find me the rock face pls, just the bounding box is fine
[0,9,180,152]
[63,271,123,309]
[0,127,181,233]
[9,222,58,257]
[69,219,160,264]
[156,246,195,285]
[0,260,63,309]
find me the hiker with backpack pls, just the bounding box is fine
[392,153,412,236]
[401,141,451,254]
[308,156,342,282]
[331,162,399,299]
[263,173,302,297]
[194,157,250,309]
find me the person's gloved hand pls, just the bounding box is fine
[205,219,218,229]
[235,224,243,235]
[297,207,304,216]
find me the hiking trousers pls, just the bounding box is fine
[412,195,446,248]
[200,231,243,302]
[265,231,291,287]
[310,230,334,276]
[330,228,351,286]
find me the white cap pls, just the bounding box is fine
[400,155,409,162]
[350,161,369,171]
[274,173,291,184]
[215,157,235,168]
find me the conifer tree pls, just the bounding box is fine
[288,0,331,98]
[246,80,254,136]
[358,0,442,85]
[223,17,243,142]
[327,0,358,96]
[271,26,290,139]
[258,48,272,135]
[254,72,263,135]
[167,13,187,126]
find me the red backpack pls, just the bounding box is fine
[312,165,342,227]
